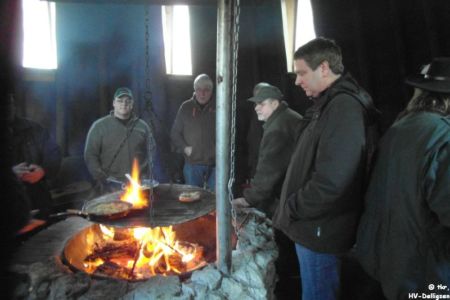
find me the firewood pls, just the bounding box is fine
[85,242,138,262]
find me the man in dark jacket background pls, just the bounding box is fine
[170,74,216,191]
[232,82,306,298]
[7,93,61,219]
[232,82,305,217]
[272,37,378,300]
[355,58,450,300]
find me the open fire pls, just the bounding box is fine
[63,213,219,281]
[120,158,149,209]
[63,158,222,281]
[72,223,207,280]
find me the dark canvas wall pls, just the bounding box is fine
[309,0,450,131]
[1,0,450,184]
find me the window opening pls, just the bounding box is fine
[22,0,57,69]
[162,5,192,75]
[282,0,315,72]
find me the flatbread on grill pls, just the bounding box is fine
[179,191,201,203]
[88,201,132,216]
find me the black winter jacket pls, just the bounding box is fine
[243,102,305,217]
[355,112,450,300]
[273,73,376,254]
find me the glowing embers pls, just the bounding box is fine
[70,224,207,280]
[120,159,149,209]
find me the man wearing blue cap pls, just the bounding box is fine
[84,87,153,194]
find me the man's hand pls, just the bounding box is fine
[12,162,30,178]
[232,197,250,208]
[184,146,193,157]
[17,163,45,184]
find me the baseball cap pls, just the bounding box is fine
[114,87,133,99]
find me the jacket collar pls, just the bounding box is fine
[307,72,357,114]
[263,101,288,129]
[109,110,138,125]
[192,96,215,110]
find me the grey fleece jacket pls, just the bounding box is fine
[84,112,152,182]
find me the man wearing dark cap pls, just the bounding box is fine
[232,83,305,217]
[232,83,305,298]
[84,87,153,194]
[356,57,450,300]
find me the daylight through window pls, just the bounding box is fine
[22,0,57,69]
[295,0,316,50]
[281,0,316,72]
[162,5,192,75]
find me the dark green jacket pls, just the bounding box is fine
[243,102,305,217]
[273,73,375,254]
[355,112,450,300]
[84,112,152,182]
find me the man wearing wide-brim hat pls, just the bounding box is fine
[355,57,450,300]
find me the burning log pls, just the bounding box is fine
[84,241,138,262]
[63,214,221,281]
[94,261,129,278]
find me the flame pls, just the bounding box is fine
[120,158,148,209]
[82,224,203,279]
[99,224,115,239]
[133,226,197,276]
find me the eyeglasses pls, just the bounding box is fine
[115,98,133,104]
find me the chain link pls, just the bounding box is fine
[144,5,155,224]
[228,0,241,238]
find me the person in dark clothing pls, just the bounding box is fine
[245,83,266,180]
[0,167,31,299]
[232,83,305,217]
[272,37,379,300]
[232,83,306,299]
[170,74,216,190]
[6,94,61,219]
[355,58,450,300]
[1,93,34,299]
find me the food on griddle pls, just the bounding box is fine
[89,201,131,215]
[178,191,201,203]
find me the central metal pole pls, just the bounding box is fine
[216,0,233,274]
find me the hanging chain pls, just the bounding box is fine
[144,5,155,181]
[144,4,156,224]
[228,0,241,237]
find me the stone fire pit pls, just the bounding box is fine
[10,209,278,299]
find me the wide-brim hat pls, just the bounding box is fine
[248,83,283,103]
[405,57,450,93]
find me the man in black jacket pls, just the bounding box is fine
[232,83,305,217]
[272,37,378,300]
[355,58,450,300]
